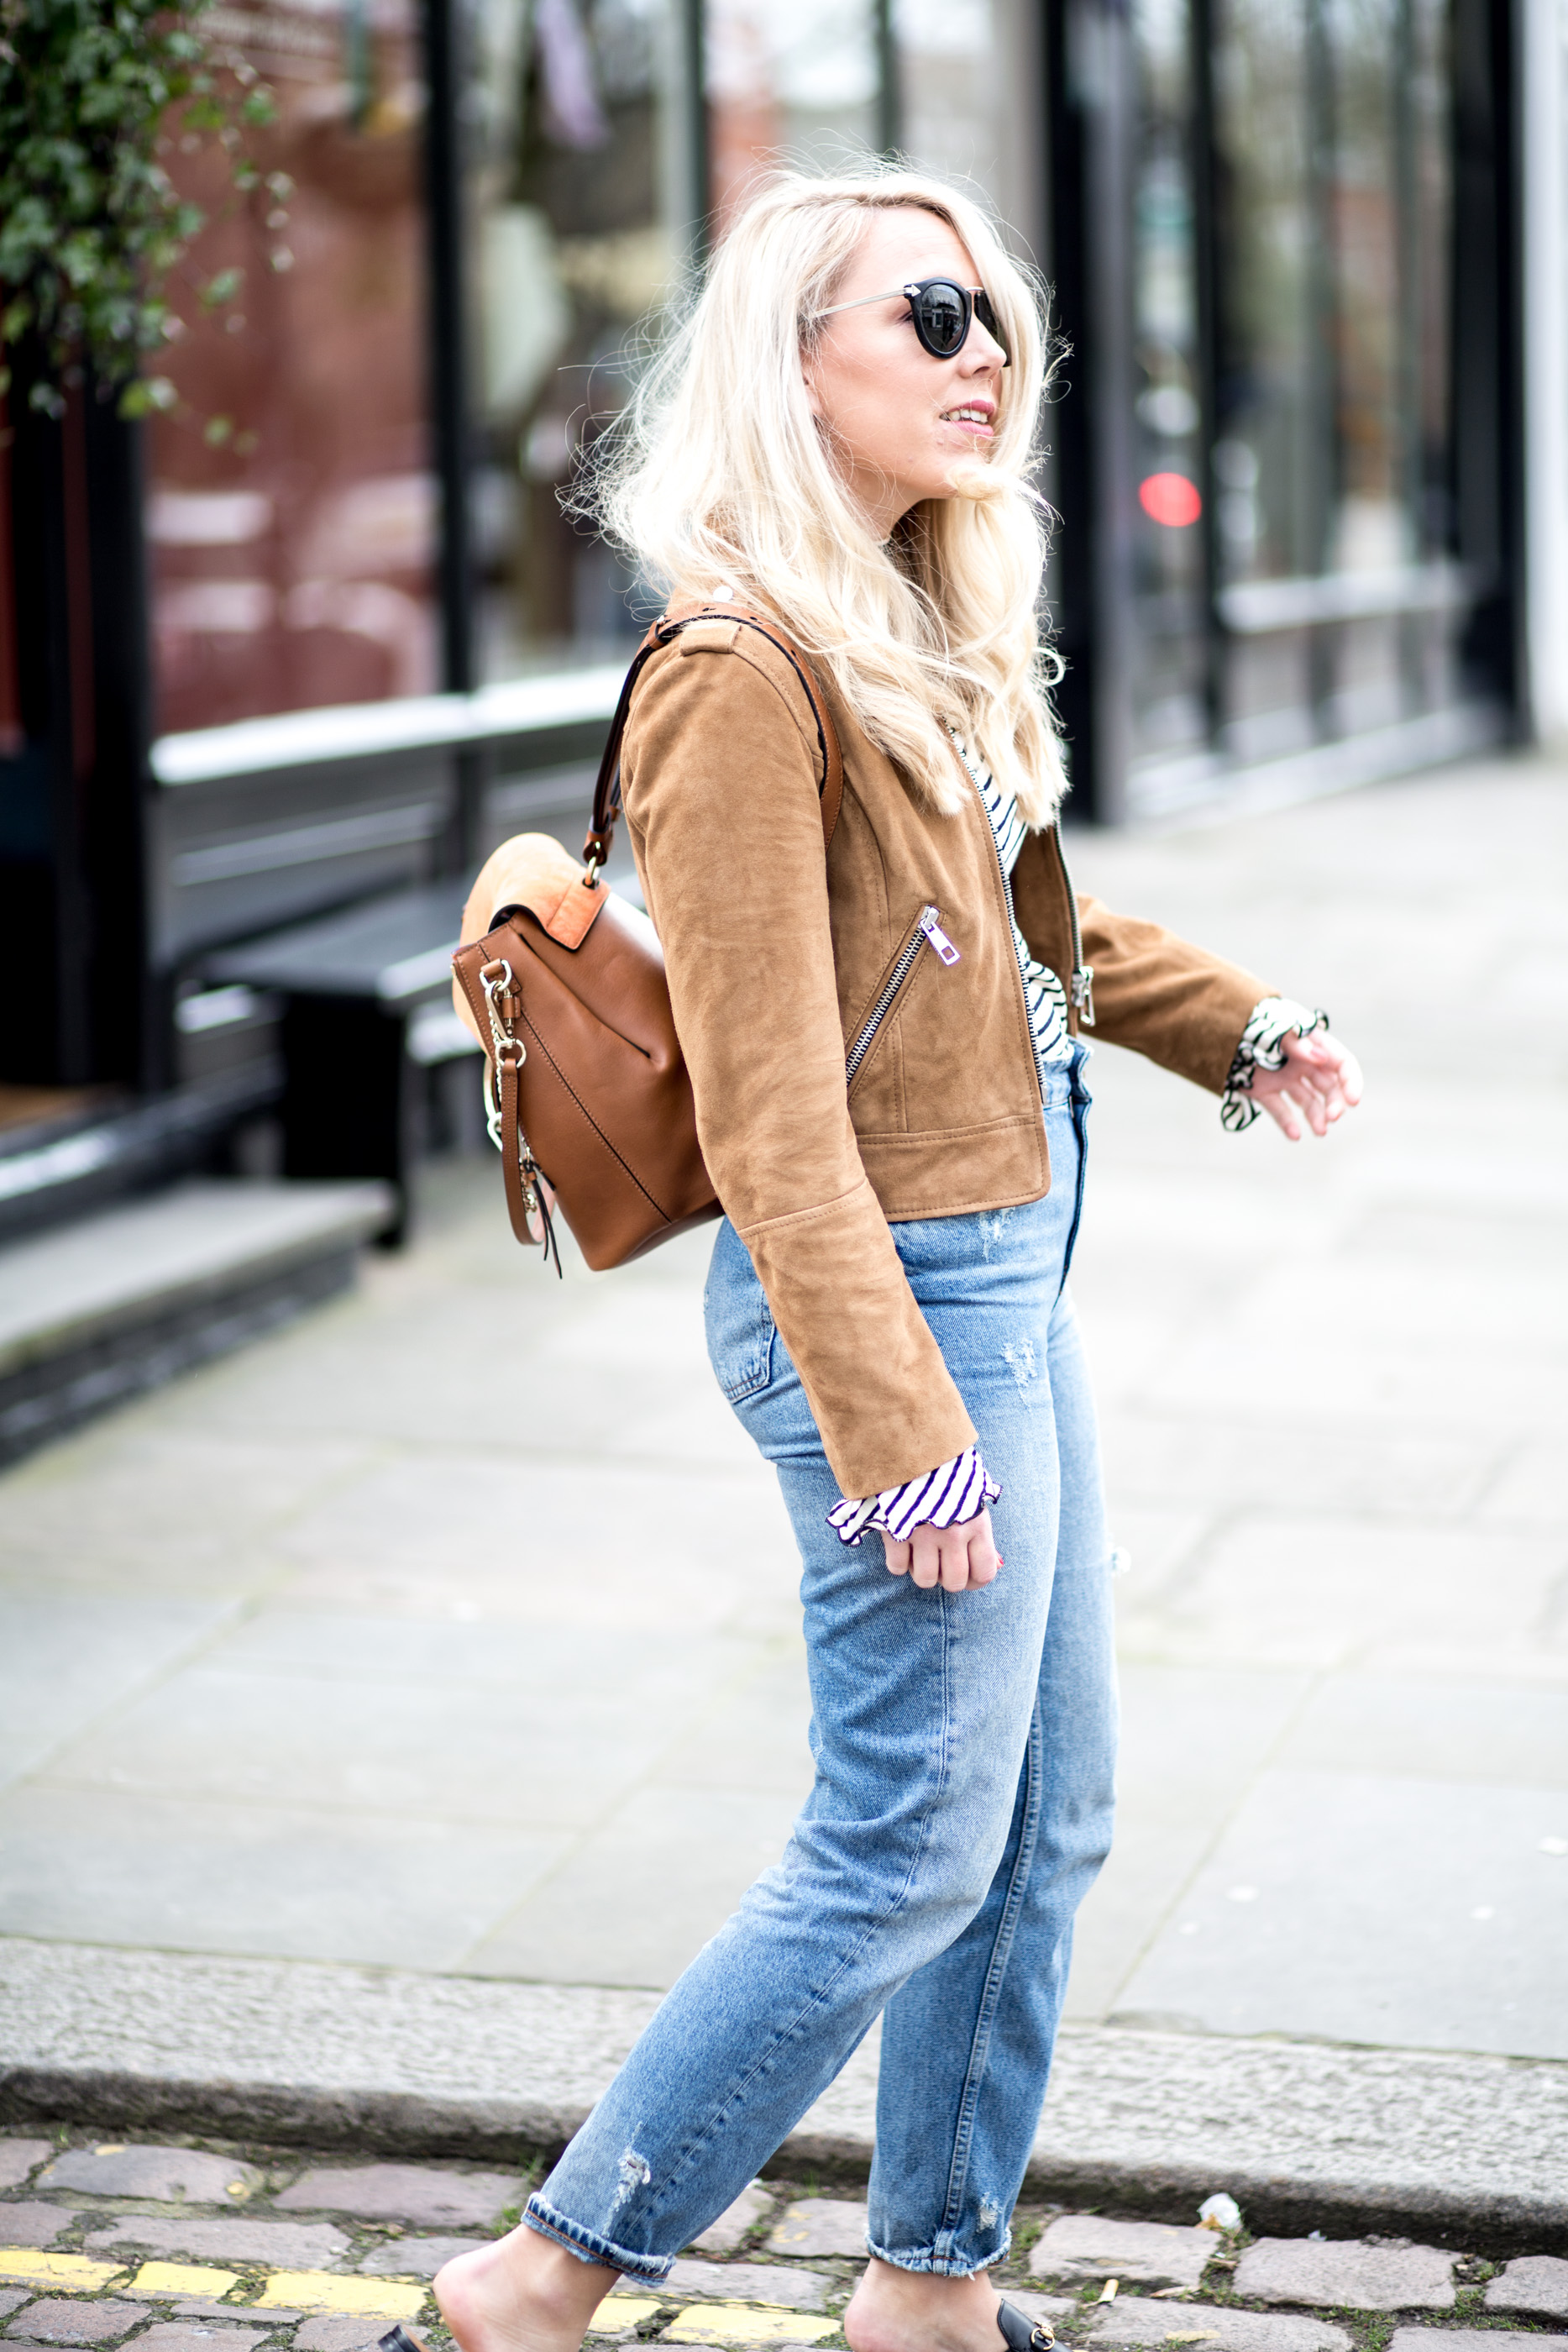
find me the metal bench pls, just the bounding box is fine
[207,882,482,1245]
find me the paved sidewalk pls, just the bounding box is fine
[1,753,1565,2209]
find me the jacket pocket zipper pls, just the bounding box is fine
[845,905,955,1088]
[1051,827,1095,1026]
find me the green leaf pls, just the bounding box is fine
[202,412,233,444]
[117,372,177,417]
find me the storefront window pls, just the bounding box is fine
[896,0,1041,262]
[470,0,679,677]
[705,0,879,234]
[1122,0,1464,785]
[147,0,437,738]
[1130,0,1209,759]
[1209,0,1458,755]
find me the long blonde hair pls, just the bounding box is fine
[584,165,1066,824]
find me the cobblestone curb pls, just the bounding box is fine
[3,1944,1567,2250]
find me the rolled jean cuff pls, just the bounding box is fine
[524,2193,675,2284]
[865,2233,1010,2277]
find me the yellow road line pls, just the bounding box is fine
[254,2272,427,2319]
[0,2251,127,2292]
[127,2263,242,2299]
[663,2308,838,2345]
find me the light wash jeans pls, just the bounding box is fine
[527,1042,1115,2280]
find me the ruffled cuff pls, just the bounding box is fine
[1221,995,1329,1132]
[826,1445,1000,1549]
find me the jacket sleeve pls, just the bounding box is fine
[1077,895,1273,1095]
[1010,830,1271,1092]
[621,633,977,1501]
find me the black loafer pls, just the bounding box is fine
[998,2300,1056,2352]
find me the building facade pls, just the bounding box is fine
[1,0,1563,1137]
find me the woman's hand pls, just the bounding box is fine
[1249,1028,1363,1141]
[880,1507,1000,1592]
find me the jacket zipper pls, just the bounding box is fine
[1051,826,1095,1026]
[844,905,954,1087]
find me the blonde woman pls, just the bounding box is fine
[429,169,1361,2352]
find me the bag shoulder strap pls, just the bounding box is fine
[582,603,843,879]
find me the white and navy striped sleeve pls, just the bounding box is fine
[1220,996,1329,1131]
[826,1446,1000,1549]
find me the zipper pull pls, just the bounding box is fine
[919,906,962,965]
[1071,964,1095,1026]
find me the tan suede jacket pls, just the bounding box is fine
[621,617,1268,1499]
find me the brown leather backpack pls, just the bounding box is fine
[450,605,843,1273]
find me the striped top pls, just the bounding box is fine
[825,740,1329,1549]
[947,736,1073,1079]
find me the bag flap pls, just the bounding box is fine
[460,832,608,953]
[451,832,609,1046]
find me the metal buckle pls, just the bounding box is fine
[493,1037,526,1068]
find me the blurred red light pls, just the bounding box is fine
[1139,472,1203,528]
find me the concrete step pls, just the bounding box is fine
[0,1178,393,1465]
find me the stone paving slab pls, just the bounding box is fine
[274,2170,519,2229]
[10,2301,148,2344]
[690,2187,774,2256]
[80,2224,349,2271]
[1487,2256,1568,2318]
[291,2323,373,2352]
[0,2218,71,2255]
[660,2313,836,2347]
[1233,2238,1455,2310]
[621,2265,833,2312]
[39,2152,261,2204]
[0,2160,48,2197]
[1389,2335,1551,2352]
[763,2204,867,2260]
[354,2240,484,2280]
[1084,2300,1353,2352]
[134,2329,272,2352]
[1030,2217,1214,2289]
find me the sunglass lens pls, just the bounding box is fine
[973,290,1008,356]
[915,281,968,355]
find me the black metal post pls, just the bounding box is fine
[678,0,711,269]
[1190,0,1225,750]
[422,0,481,874]
[1450,0,1526,722]
[0,351,158,1091]
[1044,0,1136,824]
[1304,0,1339,731]
[874,0,902,157]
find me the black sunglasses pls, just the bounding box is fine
[817,277,1010,365]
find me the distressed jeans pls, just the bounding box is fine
[526,1042,1116,2280]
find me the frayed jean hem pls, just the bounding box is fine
[523,2194,675,2284]
[865,2235,1011,2278]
